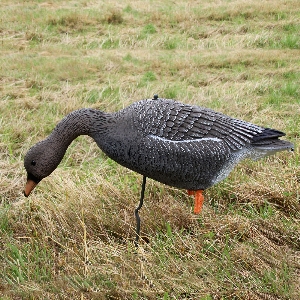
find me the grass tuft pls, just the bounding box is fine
[105,9,124,25]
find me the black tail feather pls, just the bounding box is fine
[250,128,294,151]
[252,128,285,143]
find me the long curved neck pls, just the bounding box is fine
[47,108,111,148]
[39,108,114,173]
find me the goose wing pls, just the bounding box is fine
[135,99,264,151]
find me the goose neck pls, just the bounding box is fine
[48,108,110,147]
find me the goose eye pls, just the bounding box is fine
[31,160,36,166]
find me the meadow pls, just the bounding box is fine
[0,0,299,299]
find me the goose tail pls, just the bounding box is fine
[249,128,294,159]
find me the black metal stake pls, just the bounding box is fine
[134,175,147,248]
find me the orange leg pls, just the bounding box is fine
[187,190,204,214]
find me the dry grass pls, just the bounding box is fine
[0,0,300,299]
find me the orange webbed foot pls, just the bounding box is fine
[187,190,204,214]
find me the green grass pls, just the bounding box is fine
[0,0,300,299]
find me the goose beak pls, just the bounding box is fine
[24,179,37,197]
[24,172,41,197]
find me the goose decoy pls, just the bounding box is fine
[23,98,294,217]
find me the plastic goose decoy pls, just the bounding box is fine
[23,97,294,242]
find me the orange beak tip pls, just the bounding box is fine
[24,179,37,197]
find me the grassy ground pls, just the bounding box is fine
[0,0,300,299]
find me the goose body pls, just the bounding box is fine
[24,98,294,210]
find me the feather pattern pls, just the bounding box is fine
[131,99,263,150]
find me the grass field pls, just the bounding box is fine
[0,0,300,299]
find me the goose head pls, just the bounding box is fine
[23,139,67,197]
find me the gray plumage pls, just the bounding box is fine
[24,98,294,195]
